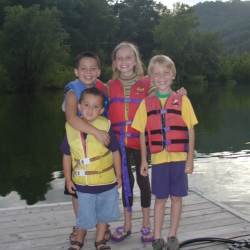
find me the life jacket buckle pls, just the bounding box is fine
[80,158,90,165]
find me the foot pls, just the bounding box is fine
[95,239,111,250]
[68,240,83,250]
[141,227,154,243]
[152,238,167,250]
[111,226,131,242]
[167,236,179,250]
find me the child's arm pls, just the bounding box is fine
[65,91,110,146]
[185,127,195,174]
[62,154,76,194]
[140,132,149,177]
[112,150,122,188]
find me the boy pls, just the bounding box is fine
[132,55,198,250]
[61,52,111,242]
[65,88,122,250]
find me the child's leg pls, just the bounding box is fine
[154,197,167,239]
[72,196,79,218]
[71,227,86,249]
[96,222,107,248]
[132,148,151,228]
[168,196,182,237]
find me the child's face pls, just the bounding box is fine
[151,63,175,94]
[74,57,100,87]
[78,94,104,123]
[113,46,136,77]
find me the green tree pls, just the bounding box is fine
[232,52,250,83]
[0,4,70,92]
[153,3,199,83]
[113,0,167,62]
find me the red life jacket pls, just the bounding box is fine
[108,77,150,149]
[145,92,189,154]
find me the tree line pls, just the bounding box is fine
[0,0,249,92]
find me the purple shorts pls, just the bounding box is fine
[151,161,188,199]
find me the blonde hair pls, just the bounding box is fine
[112,42,144,79]
[148,55,176,79]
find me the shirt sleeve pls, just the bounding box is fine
[181,96,198,129]
[107,128,120,152]
[60,134,71,156]
[131,99,148,133]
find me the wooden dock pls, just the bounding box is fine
[0,188,250,250]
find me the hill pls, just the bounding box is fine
[194,1,250,54]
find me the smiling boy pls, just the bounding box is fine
[65,88,122,250]
[132,55,198,250]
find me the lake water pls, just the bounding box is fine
[0,84,250,218]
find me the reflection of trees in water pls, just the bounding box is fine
[0,91,65,205]
[187,84,250,153]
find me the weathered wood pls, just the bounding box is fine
[0,188,250,249]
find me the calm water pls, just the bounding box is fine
[0,84,250,217]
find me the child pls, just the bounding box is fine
[132,55,198,250]
[61,52,111,243]
[108,42,187,243]
[65,88,122,250]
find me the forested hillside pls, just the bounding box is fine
[0,0,249,92]
[195,1,250,54]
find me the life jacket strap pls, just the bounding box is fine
[147,109,181,117]
[112,119,133,127]
[74,165,113,176]
[145,126,188,136]
[146,139,189,147]
[114,130,139,138]
[74,150,111,167]
[110,97,141,104]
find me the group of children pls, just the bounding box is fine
[60,42,198,250]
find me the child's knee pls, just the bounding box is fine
[170,196,182,203]
[155,197,167,205]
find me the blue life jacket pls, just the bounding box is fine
[63,79,108,117]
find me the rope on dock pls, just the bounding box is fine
[180,237,250,249]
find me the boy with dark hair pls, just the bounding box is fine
[65,88,122,250]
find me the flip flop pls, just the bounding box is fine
[141,227,154,243]
[111,226,131,242]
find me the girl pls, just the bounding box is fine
[108,42,186,243]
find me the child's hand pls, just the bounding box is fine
[66,180,76,194]
[185,159,193,174]
[140,161,149,177]
[95,130,110,147]
[115,176,122,189]
[177,87,187,96]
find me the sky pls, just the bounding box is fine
[157,0,227,9]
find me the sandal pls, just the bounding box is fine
[94,239,111,249]
[111,226,131,242]
[69,226,77,243]
[141,227,154,243]
[104,224,111,241]
[69,229,87,245]
[68,240,83,250]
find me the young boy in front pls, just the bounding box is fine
[65,88,122,250]
[132,55,198,250]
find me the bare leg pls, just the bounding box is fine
[72,196,79,218]
[168,196,182,237]
[141,207,154,239]
[154,197,167,240]
[96,222,107,243]
[112,207,132,238]
[71,227,86,250]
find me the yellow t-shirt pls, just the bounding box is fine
[131,95,198,165]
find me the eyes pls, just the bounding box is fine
[83,103,99,109]
[116,56,132,61]
[80,67,97,71]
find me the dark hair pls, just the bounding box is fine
[79,87,105,107]
[75,52,100,69]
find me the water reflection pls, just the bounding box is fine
[0,84,250,218]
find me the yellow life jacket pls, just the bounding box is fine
[65,116,116,186]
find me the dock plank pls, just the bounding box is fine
[0,188,250,249]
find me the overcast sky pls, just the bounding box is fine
[157,0,228,9]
